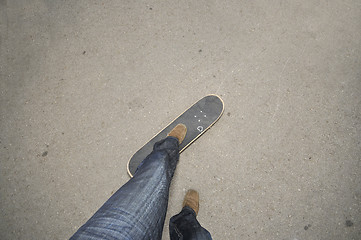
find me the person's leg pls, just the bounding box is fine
[169,190,212,240]
[71,136,180,240]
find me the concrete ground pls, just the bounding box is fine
[1,0,360,239]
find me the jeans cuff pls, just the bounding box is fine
[166,136,179,143]
[182,206,197,217]
[154,136,179,150]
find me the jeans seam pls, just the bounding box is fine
[173,225,183,238]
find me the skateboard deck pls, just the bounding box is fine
[127,94,224,177]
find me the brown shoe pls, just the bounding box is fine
[182,189,199,215]
[167,124,187,144]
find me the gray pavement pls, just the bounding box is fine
[1,1,360,239]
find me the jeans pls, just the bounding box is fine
[70,137,211,240]
[170,207,212,240]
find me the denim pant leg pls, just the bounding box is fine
[169,207,212,240]
[70,137,180,240]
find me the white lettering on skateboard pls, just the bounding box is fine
[197,126,204,132]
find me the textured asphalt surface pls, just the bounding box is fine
[1,1,360,239]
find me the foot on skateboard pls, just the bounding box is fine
[167,124,187,144]
[127,94,224,177]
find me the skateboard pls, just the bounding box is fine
[127,94,224,177]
